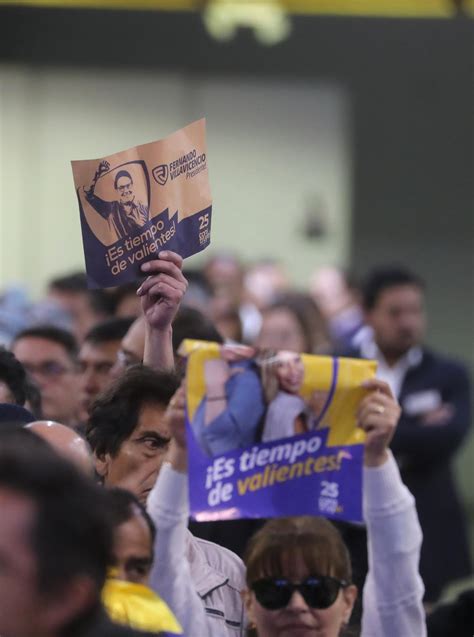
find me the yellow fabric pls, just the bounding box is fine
[102,578,183,634]
[179,339,221,420]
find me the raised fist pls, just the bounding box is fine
[97,160,110,176]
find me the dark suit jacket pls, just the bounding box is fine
[353,346,472,601]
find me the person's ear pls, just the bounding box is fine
[39,575,97,633]
[341,584,358,625]
[241,588,257,627]
[94,451,110,480]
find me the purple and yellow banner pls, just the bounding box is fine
[182,340,377,523]
[71,119,211,288]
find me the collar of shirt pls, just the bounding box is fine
[360,341,423,398]
[185,530,230,598]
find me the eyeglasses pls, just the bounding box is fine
[251,575,349,610]
[23,361,75,379]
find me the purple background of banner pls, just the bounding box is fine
[186,418,364,524]
[78,199,212,289]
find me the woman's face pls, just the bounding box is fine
[257,308,307,353]
[244,553,356,637]
[275,351,305,394]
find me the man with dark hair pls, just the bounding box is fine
[12,325,81,428]
[107,488,157,585]
[0,427,159,637]
[104,488,183,634]
[87,365,179,504]
[86,363,246,637]
[356,264,472,603]
[84,161,149,242]
[79,317,134,414]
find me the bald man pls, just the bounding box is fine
[27,420,94,476]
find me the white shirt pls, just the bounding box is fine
[147,463,246,637]
[360,341,423,398]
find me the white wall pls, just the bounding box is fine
[0,64,351,295]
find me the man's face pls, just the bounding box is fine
[0,487,97,637]
[79,340,121,412]
[113,512,153,585]
[116,176,135,205]
[12,337,81,427]
[97,402,170,504]
[0,487,47,637]
[366,284,426,359]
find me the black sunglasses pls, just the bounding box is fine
[251,575,349,610]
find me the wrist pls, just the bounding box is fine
[146,323,173,337]
[167,439,187,473]
[364,449,389,468]
[205,381,226,396]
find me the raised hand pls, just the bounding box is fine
[97,160,110,176]
[357,378,401,467]
[138,251,188,331]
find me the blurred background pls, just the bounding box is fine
[0,0,473,587]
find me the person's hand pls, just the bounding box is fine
[204,359,230,393]
[165,385,188,472]
[97,160,110,176]
[137,251,188,331]
[357,378,401,467]
[113,457,163,506]
[220,344,255,362]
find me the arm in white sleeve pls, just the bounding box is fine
[147,463,211,637]
[361,451,426,637]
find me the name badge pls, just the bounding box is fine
[403,390,442,416]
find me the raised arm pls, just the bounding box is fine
[194,363,265,456]
[138,251,188,372]
[357,379,426,637]
[147,387,246,637]
[83,160,114,219]
[147,387,210,636]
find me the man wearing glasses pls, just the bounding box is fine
[12,326,82,430]
[84,161,150,241]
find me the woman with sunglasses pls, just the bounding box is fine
[242,377,426,637]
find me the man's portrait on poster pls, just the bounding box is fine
[80,160,151,246]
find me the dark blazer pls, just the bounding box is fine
[354,346,472,602]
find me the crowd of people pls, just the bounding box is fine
[0,250,472,636]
